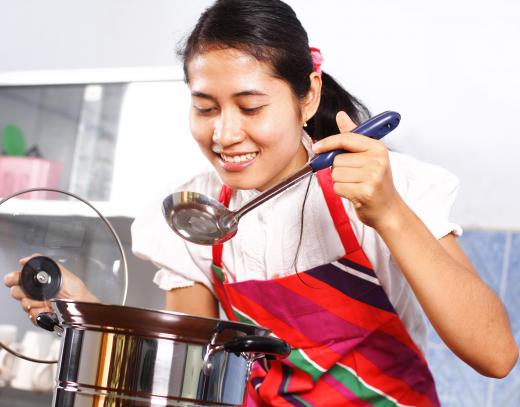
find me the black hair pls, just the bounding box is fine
[178,0,370,140]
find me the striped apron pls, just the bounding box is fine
[211,168,440,406]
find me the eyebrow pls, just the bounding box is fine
[191,90,268,100]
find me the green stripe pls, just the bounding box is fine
[328,364,398,407]
[287,349,323,382]
[232,307,258,325]
[211,264,226,282]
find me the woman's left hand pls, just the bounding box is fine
[312,111,404,230]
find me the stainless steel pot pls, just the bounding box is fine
[0,189,290,405]
[42,299,290,407]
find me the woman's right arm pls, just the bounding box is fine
[165,283,219,318]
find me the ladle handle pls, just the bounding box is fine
[309,110,401,172]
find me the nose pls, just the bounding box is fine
[213,111,245,147]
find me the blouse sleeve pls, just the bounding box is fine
[130,171,221,293]
[390,152,463,239]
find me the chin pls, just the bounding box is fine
[221,176,263,191]
[215,170,264,191]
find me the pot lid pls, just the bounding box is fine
[53,299,269,344]
[0,188,128,361]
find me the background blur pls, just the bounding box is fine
[0,0,518,405]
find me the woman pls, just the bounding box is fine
[5,0,518,405]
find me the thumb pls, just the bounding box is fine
[336,111,356,133]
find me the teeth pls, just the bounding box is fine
[221,152,258,163]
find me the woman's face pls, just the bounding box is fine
[187,48,308,191]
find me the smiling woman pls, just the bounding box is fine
[138,0,517,404]
[6,0,518,406]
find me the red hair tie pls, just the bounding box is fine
[310,47,324,75]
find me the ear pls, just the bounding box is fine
[300,72,322,124]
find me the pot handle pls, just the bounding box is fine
[224,335,291,360]
[36,312,64,335]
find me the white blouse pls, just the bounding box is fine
[131,138,462,353]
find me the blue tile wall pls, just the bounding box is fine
[426,230,520,407]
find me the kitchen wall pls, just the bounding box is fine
[1,1,519,406]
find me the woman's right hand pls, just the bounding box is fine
[3,254,100,324]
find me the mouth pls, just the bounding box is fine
[220,152,258,163]
[217,151,259,171]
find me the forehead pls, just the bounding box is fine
[187,48,283,94]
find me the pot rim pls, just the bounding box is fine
[52,299,270,344]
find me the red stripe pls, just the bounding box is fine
[258,362,295,407]
[212,244,223,268]
[303,376,372,407]
[226,286,320,348]
[316,169,357,252]
[275,273,394,331]
[276,273,424,358]
[283,365,314,394]
[213,183,232,268]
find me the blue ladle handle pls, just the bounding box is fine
[309,111,401,172]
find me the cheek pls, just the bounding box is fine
[189,114,212,147]
[253,114,301,151]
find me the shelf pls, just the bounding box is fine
[0,66,184,86]
[0,198,136,218]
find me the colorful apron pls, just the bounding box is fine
[211,168,440,406]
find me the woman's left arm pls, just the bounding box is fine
[313,112,518,378]
[376,200,518,378]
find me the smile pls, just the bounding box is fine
[220,152,258,163]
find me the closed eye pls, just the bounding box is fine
[193,106,216,115]
[241,105,266,115]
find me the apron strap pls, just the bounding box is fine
[212,184,233,268]
[316,168,372,268]
[211,184,238,321]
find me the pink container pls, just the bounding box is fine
[0,157,63,199]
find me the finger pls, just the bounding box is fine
[333,152,373,168]
[20,298,48,313]
[336,111,357,134]
[331,167,368,184]
[313,132,378,154]
[4,271,21,287]
[18,252,43,266]
[332,180,379,205]
[20,297,32,313]
[10,285,26,300]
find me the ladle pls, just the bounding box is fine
[163,111,401,245]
